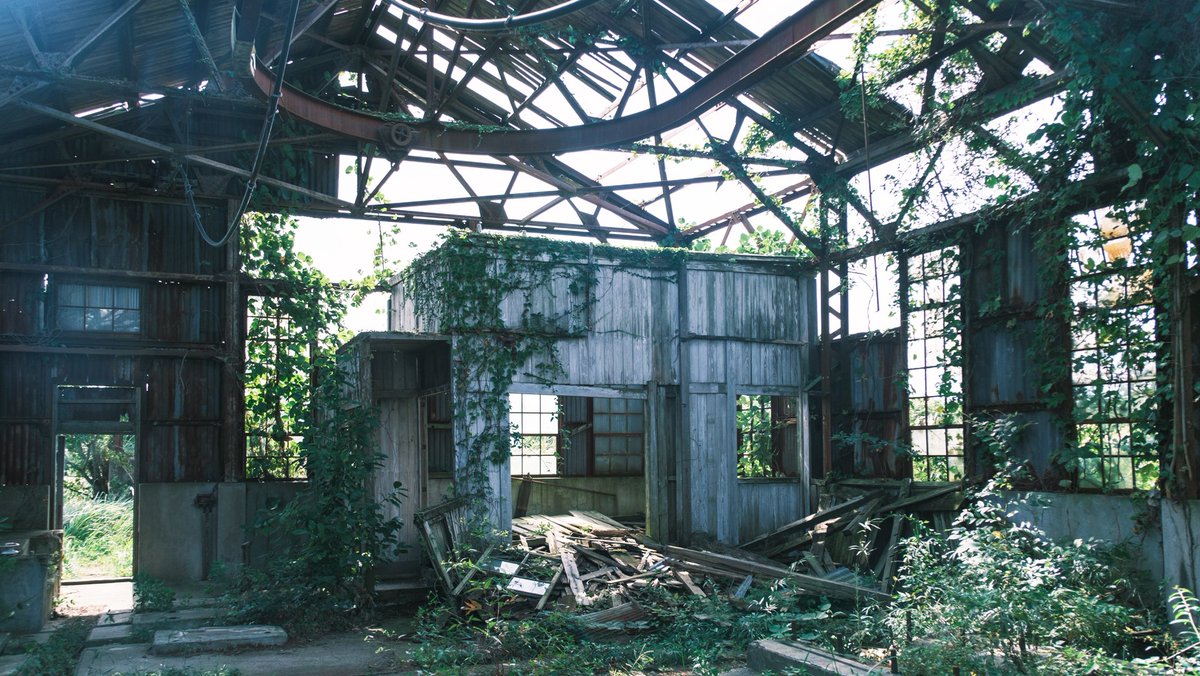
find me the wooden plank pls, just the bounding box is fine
[874,483,963,515]
[733,574,754,599]
[877,514,906,593]
[675,570,706,596]
[451,545,494,597]
[536,566,564,611]
[802,552,826,576]
[560,550,590,607]
[742,491,883,552]
[580,566,617,582]
[514,475,533,518]
[660,545,891,603]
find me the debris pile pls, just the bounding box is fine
[414,501,899,623]
[741,481,964,592]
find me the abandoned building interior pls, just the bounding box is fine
[0,0,1197,672]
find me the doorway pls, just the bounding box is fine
[55,386,138,581]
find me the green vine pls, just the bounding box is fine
[396,232,749,524]
[233,212,404,633]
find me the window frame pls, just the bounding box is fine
[735,392,801,480]
[52,280,143,335]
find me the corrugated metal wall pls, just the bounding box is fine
[830,331,907,478]
[967,223,1072,484]
[0,187,235,488]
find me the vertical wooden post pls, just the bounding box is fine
[221,201,244,482]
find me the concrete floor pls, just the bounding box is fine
[75,628,417,676]
[0,580,421,676]
[60,580,133,617]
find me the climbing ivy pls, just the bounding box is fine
[839,0,1199,492]
[233,212,403,631]
[397,232,737,524]
[397,233,596,522]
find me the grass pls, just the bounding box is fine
[63,495,133,579]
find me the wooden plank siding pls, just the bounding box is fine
[387,248,816,545]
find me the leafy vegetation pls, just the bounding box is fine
[63,434,134,499]
[405,580,840,675]
[63,495,133,579]
[14,618,92,676]
[226,212,404,636]
[133,573,176,612]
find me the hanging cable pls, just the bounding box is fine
[183,0,302,248]
[386,0,603,32]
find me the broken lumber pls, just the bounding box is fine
[658,545,891,604]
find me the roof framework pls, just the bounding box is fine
[0,0,1072,251]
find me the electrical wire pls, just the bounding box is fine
[183,0,302,248]
[386,0,603,32]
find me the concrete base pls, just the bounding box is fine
[131,606,221,629]
[97,611,132,627]
[747,639,876,675]
[0,654,28,676]
[150,625,287,656]
[1162,499,1200,597]
[85,624,135,647]
[76,629,409,676]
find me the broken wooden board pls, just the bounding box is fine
[560,549,591,606]
[657,545,891,604]
[742,492,885,557]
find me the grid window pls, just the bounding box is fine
[1070,212,1157,491]
[509,393,560,476]
[57,283,140,333]
[736,395,798,478]
[592,397,644,475]
[906,248,965,482]
[244,298,307,480]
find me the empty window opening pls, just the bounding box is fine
[56,283,141,333]
[509,393,646,477]
[736,394,799,479]
[1070,212,1157,491]
[905,248,965,482]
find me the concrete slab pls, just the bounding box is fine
[60,581,133,617]
[86,624,135,647]
[132,606,222,628]
[0,653,27,676]
[747,639,877,675]
[76,629,410,675]
[97,611,132,627]
[151,626,287,656]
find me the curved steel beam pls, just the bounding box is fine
[239,0,880,155]
[386,0,606,32]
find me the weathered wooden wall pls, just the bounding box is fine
[0,186,238,499]
[339,334,452,568]
[390,251,816,545]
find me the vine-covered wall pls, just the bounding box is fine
[389,233,817,543]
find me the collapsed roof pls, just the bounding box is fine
[0,0,1077,247]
